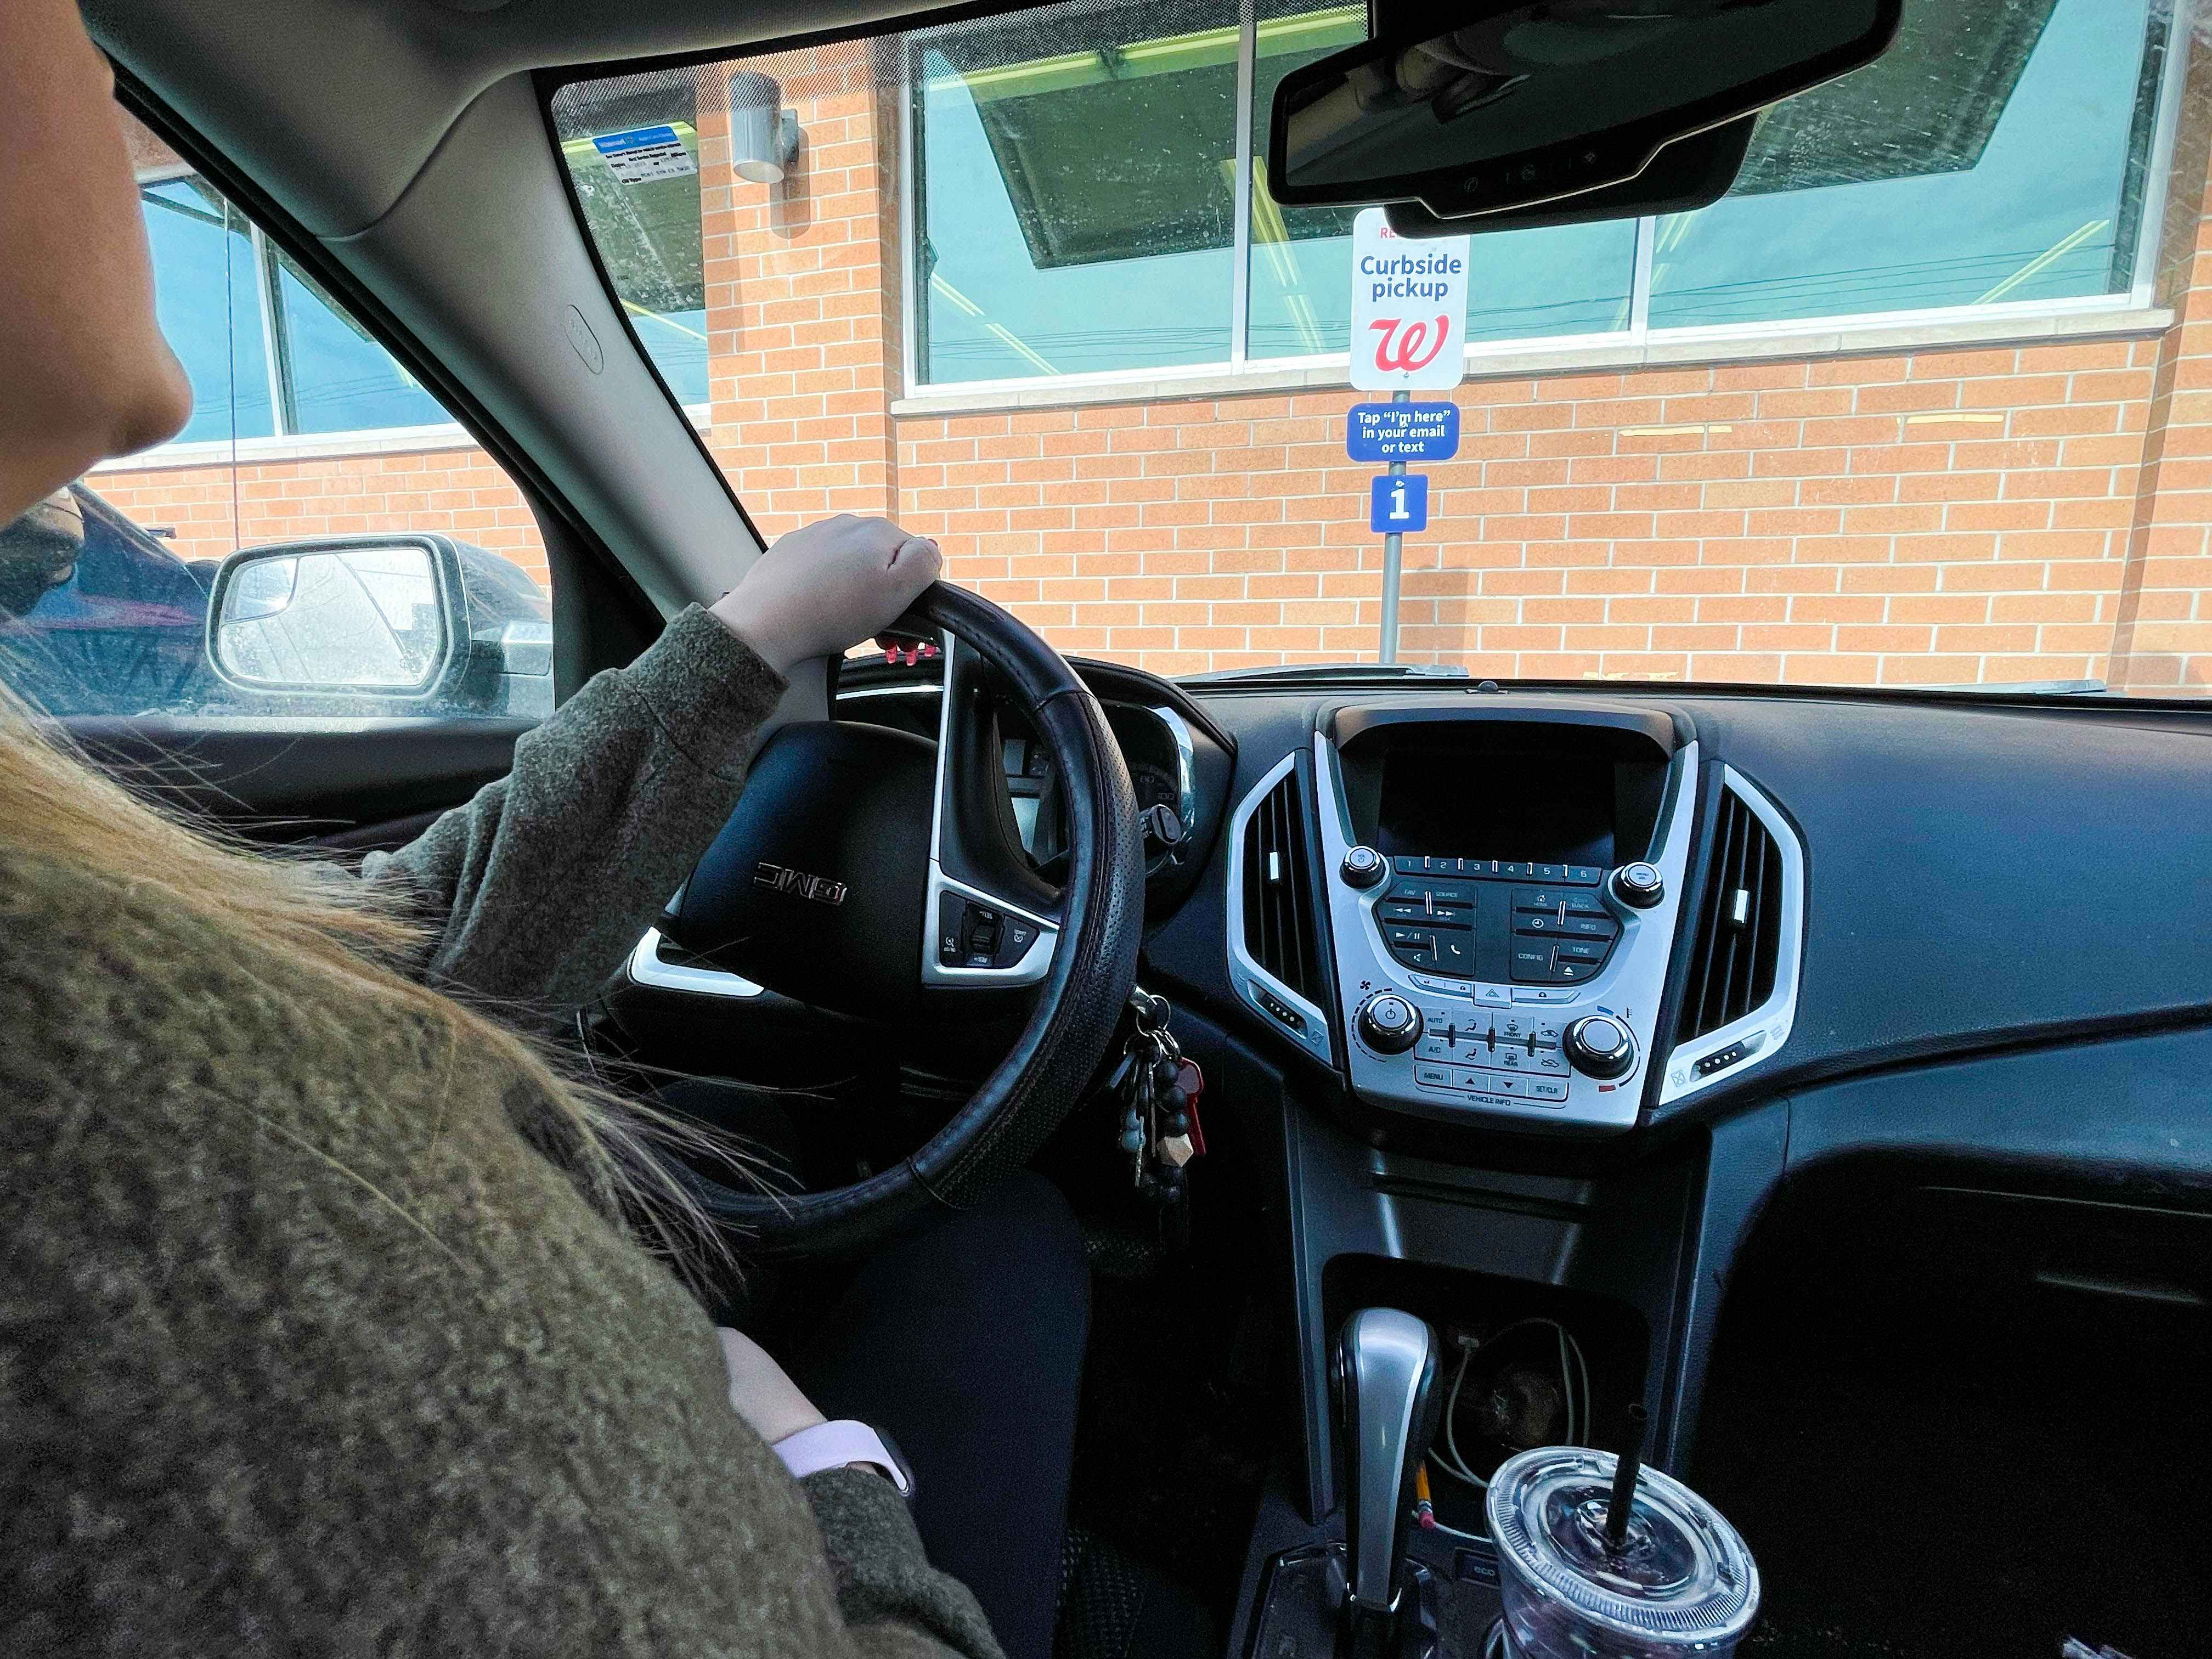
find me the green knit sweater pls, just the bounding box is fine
[0,607,1003,1658]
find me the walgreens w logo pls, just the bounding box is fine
[1369,315,1452,375]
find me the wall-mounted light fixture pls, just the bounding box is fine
[727,71,800,184]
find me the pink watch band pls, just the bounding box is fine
[771,1419,913,1497]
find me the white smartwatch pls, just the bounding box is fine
[771,1419,916,1499]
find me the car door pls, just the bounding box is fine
[1,123,558,856]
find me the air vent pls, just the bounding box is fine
[1242,769,1324,1007]
[1678,786,1786,1042]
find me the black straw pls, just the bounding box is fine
[1605,1403,1650,1551]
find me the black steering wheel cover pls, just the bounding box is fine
[686,582,1144,1259]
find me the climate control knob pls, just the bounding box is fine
[1611,861,1664,909]
[1562,1015,1637,1080]
[1341,845,1387,889]
[1356,993,1424,1055]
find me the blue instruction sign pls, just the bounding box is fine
[1370,474,1430,534]
[1347,402,1460,462]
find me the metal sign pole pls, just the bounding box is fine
[1379,387,1410,664]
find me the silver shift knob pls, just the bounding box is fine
[1333,1307,1439,1617]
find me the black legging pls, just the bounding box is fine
[791,1172,1089,1659]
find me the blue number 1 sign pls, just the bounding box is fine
[1369,473,1430,534]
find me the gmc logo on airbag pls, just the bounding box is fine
[752,861,849,907]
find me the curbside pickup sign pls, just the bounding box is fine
[1348,207,1471,392]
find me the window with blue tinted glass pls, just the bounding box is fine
[913,1,1241,382]
[275,256,450,434]
[627,307,712,405]
[1648,0,2162,328]
[139,180,273,443]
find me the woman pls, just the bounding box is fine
[1,4,1083,1654]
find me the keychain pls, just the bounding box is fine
[1108,988,1207,1223]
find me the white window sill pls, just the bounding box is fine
[92,404,714,475]
[890,303,2176,419]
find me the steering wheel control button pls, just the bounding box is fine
[1612,861,1664,909]
[1564,1015,1637,1080]
[963,904,1003,965]
[936,892,1042,970]
[1341,845,1387,888]
[1356,993,1424,1055]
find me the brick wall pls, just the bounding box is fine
[94,447,549,590]
[98,46,2212,692]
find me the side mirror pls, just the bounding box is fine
[1268,0,1900,226]
[208,535,467,699]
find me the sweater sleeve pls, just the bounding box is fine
[355,605,787,1009]
[800,1469,1006,1659]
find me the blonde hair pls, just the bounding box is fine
[0,676,738,1283]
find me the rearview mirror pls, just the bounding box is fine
[210,538,459,695]
[1268,0,1900,225]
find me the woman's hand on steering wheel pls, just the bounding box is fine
[712,514,943,674]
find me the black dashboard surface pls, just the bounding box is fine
[1139,684,2212,1140]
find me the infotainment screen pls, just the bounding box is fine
[1374,749,1617,867]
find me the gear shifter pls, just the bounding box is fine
[1332,1308,1441,1647]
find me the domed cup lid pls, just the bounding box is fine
[1485,1447,1759,1649]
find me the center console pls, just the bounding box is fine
[1316,706,1696,1135]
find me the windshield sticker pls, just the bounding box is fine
[590,126,698,185]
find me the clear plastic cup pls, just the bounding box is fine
[1485,1447,1759,1659]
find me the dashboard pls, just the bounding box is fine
[632,648,2212,1519]
[818,653,2212,1176]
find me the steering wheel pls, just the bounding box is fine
[659,582,1145,1257]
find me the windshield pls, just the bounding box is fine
[553,0,2210,696]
